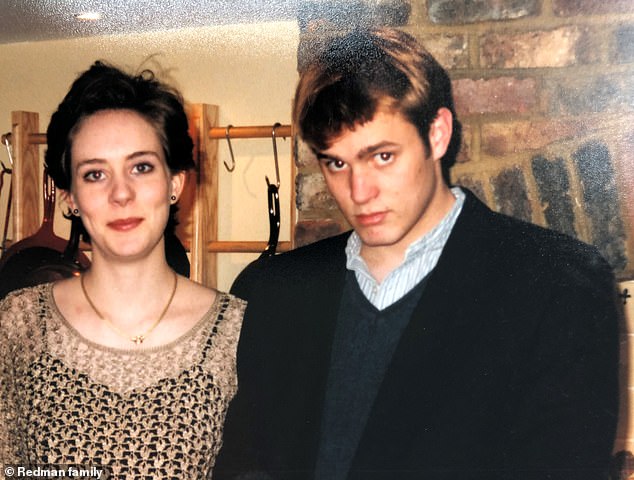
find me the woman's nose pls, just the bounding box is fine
[109,177,135,205]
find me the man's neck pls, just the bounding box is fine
[359,187,457,284]
[359,247,407,285]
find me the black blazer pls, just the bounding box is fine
[215,191,619,480]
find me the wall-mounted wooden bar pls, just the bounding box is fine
[209,124,292,140]
[29,133,47,145]
[3,133,47,146]
[19,126,295,143]
[26,126,293,145]
[208,240,292,253]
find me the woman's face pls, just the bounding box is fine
[67,109,184,263]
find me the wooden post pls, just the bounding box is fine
[11,111,40,242]
[187,104,219,288]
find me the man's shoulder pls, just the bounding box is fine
[281,231,350,261]
[460,190,613,288]
[260,231,348,270]
[230,232,350,296]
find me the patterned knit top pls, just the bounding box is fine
[0,282,246,479]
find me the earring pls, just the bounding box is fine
[170,195,177,202]
[72,208,79,216]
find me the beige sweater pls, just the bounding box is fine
[0,283,245,479]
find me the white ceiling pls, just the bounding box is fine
[0,0,299,45]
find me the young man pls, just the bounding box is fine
[214,27,619,480]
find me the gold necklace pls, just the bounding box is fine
[80,271,178,345]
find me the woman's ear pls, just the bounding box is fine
[60,190,78,215]
[170,171,186,203]
[428,107,453,162]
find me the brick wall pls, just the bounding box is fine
[293,0,634,283]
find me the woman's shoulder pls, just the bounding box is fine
[0,283,51,322]
[178,277,246,327]
[0,283,50,359]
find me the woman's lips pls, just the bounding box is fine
[355,211,387,227]
[107,218,143,231]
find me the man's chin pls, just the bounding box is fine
[356,231,401,249]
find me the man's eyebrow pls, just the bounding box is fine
[356,141,399,159]
[315,141,399,162]
[315,152,338,162]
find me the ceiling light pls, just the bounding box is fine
[75,12,102,21]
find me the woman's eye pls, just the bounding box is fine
[83,170,103,182]
[133,162,154,174]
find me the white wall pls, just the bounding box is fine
[0,21,299,291]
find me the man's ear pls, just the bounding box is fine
[428,107,453,161]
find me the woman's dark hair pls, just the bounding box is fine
[45,61,195,239]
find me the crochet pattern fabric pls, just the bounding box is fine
[0,283,245,479]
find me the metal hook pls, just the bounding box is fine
[1,133,13,172]
[224,125,236,172]
[266,122,282,188]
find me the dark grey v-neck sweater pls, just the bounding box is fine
[315,270,429,480]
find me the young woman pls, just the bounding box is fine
[0,62,245,478]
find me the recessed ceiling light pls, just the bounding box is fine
[75,12,102,21]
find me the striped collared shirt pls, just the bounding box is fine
[345,187,465,310]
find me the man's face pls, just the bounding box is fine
[316,107,454,262]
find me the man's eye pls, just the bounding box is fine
[375,152,393,163]
[326,159,346,172]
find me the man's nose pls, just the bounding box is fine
[350,168,379,204]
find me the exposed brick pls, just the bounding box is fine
[481,119,591,156]
[531,155,577,238]
[294,219,345,247]
[612,124,634,273]
[553,0,634,16]
[453,77,537,116]
[428,0,539,24]
[295,138,318,169]
[295,172,339,211]
[615,24,634,64]
[419,34,469,70]
[372,0,412,26]
[546,74,634,115]
[298,0,411,31]
[453,174,486,201]
[481,27,591,68]
[491,167,532,222]
[455,122,472,163]
[573,141,628,270]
